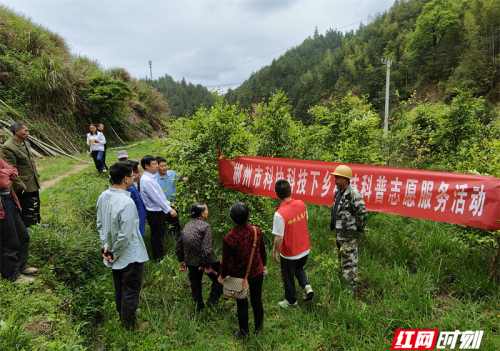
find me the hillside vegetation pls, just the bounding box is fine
[147,74,215,119]
[225,0,500,123]
[0,5,168,154]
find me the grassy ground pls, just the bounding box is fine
[36,156,82,182]
[1,144,499,350]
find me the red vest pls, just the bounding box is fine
[276,199,311,257]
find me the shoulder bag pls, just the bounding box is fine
[223,226,258,300]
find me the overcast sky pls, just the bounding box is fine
[2,0,396,92]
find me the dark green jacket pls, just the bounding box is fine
[0,138,40,192]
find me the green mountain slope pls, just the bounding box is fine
[147,74,215,119]
[225,0,500,123]
[0,5,168,154]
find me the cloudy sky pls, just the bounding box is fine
[2,0,396,91]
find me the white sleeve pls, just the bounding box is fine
[272,212,285,237]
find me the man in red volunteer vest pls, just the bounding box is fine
[272,179,314,309]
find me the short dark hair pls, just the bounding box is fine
[156,157,167,165]
[109,162,133,185]
[128,160,140,173]
[11,121,27,134]
[230,202,249,225]
[191,202,206,218]
[275,179,291,199]
[141,155,157,169]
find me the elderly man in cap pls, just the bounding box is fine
[330,165,366,295]
[117,150,129,162]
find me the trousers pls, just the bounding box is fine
[236,272,264,335]
[112,262,144,326]
[187,261,222,311]
[0,193,30,281]
[336,231,358,292]
[280,254,310,304]
[146,210,166,261]
[91,150,105,172]
[15,190,41,228]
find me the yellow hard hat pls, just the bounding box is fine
[331,165,352,179]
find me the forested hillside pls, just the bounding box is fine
[225,0,500,123]
[147,74,215,118]
[0,5,168,154]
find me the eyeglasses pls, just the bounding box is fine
[127,173,136,179]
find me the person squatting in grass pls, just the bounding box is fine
[175,202,222,312]
[139,155,177,262]
[97,161,148,328]
[272,179,314,309]
[218,202,267,338]
[0,151,38,284]
[329,165,367,295]
[126,161,147,237]
[87,124,107,173]
[1,121,43,228]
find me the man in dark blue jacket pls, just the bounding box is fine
[127,161,147,237]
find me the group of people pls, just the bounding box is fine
[99,154,366,338]
[1,119,367,338]
[0,122,43,285]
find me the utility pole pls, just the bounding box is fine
[381,59,392,135]
[149,60,153,81]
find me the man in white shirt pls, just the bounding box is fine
[139,155,177,262]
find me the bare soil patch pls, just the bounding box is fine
[40,164,90,191]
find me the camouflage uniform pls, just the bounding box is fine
[330,184,367,293]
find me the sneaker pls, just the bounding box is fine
[14,274,35,284]
[303,285,314,301]
[21,267,38,275]
[278,299,299,309]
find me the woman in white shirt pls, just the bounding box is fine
[87,124,107,172]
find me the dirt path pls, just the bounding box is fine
[40,164,91,191]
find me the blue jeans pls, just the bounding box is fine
[91,150,105,172]
[0,193,30,281]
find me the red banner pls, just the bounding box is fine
[218,155,500,230]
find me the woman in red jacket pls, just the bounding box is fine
[218,202,267,338]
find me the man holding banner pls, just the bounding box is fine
[330,165,367,295]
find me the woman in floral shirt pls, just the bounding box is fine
[175,202,221,311]
[218,202,268,338]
